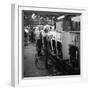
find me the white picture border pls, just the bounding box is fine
[11,4,87,87]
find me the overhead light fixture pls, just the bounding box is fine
[57,15,65,20]
[31,13,36,19]
[71,16,80,22]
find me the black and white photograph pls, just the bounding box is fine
[23,9,81,77]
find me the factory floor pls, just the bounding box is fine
[24,42,80,77]
[24,43,50,77]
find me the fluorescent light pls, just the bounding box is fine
[71,16,80,22]
[57,15,65,20]
[31,13,36,19]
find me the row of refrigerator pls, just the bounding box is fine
[45,31,80,71]
[39,31,80,75]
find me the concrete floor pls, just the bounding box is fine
[24,43,49,77]
[23,42,80,77]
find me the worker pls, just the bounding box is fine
[36,32,43,56]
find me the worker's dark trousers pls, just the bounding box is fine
[44,48,49,69]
